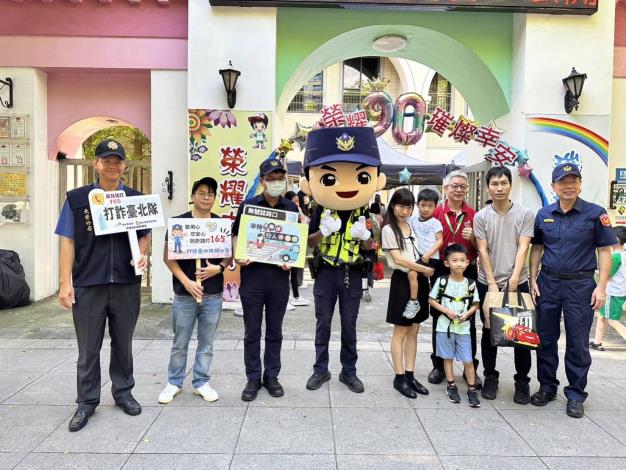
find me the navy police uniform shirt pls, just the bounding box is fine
[532,198,616,273]
[165,211,224,296]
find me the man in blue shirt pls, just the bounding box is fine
[56,139,150,432]
[232,159,297,402]
[529,163,615,418]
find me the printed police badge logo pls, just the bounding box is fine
[107,141,119,150]
[336,133,355,152]
[270,160,278,166]
[600,214,611,227]
[563,165,572,172]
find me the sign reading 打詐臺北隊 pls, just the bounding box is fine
[207,0,598,15]
[88,189,165,236]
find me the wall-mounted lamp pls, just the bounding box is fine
[562,67,587,114]
[162,170,174,200]
[219,61,241,109]
[0,78,14,109]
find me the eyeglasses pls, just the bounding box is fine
[195,192,215,199]
[447,184,468,191]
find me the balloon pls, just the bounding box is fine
[362,91,394,137]
[289,123,313,150]
[392,92,427,145]
[398,167,412,184]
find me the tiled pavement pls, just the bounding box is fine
[1,336,626,470]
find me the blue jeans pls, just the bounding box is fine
[167,294,222,389]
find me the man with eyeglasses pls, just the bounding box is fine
[158,177,231,405]
[56,139,151,432]
[428,170,482,389]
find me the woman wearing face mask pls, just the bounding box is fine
[231,159,299,402]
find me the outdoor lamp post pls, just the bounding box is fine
[562,67,587,114]
[0,77,14,109]
[219,61,241,109]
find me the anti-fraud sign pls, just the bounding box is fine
[234,205,307,268]
[88,189,164,235]
[167,218,232,259]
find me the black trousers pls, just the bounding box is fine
[240,272,289,381]
[313,267,362,377]
[72,283,141,410]
[290,267,302,298]
[430,261,479,372]
[476,281,532,384]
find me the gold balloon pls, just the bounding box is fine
[277,138,294,155]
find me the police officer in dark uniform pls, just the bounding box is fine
[232,159,297,402]
[55,139,151,432]
[529,163,615,418]
[300,127,386,393]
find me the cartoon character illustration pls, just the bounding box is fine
[255,232,265,249]
[248,113,269,149]
[503,324,541,347]
[279,244,300,263]
[171,224,184,254]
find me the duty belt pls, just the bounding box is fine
[541,267,595,280]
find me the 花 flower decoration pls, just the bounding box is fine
[207,110,237,128]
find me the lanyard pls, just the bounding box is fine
[444,211,465,239]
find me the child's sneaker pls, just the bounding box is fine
[446,384,461,403]
[402,300,421,319]
[467,388,481,408]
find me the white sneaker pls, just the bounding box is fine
[233,307,244,317]
[193,383,219,402]
[290,297,310,306]
[402,300,421,319]
[286,302,296,311]
[363,288,372,303]
[158,383,182,404]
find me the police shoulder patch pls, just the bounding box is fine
[600,214,611,227]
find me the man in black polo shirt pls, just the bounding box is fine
[158,177,230,405]
[55,139,150,432]
[232,159,297,401]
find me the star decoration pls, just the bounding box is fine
[364,76,390,93]
[517,162,533,178]
[398,167,412,184]
[277,138,294,155]
[515,149,529,166]
[289,123,313,150]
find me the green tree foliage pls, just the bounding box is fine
[82,126,151,161]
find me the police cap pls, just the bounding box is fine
[259,158,287,177]
[95,139,126,160]
[304,126,381,169]
[552,163,582,182]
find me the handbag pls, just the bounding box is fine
[489,288,540,349]
[372,261,385,281]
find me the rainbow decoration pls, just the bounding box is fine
[529,117,608,166]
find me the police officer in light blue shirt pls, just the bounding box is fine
[56,139,150,432]
[529,163,616,418]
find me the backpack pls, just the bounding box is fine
[436,274,475,337]
[0,249,30,309]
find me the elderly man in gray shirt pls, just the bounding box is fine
[474,166,535,404]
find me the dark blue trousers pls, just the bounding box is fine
[313,267,362,377]
[240,266,290,381]
[536,272,596,402]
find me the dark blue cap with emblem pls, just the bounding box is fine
[304,126,381,169]
[552,162,582,182]
[94,139,126,160]
[259,158,287,177]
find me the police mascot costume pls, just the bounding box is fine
[302,126,386,393]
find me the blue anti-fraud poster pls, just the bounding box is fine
[234,205,308,268]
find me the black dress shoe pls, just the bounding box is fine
[306,371,331,390]
[393,376,417,399]
[566,399,585,418]
[241,379,262,402]
[68,408,93,432]
[513,382,531,405]
[530,390,557,407]
[262,377,284,397]
[338,372,364,393]
[406,377,429,395]
[115,398,142,416]
[427,368,445,384]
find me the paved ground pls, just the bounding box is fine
[1,277,626,470]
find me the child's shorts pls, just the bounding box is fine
[598,295,626,320]
[436,332,472,363]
